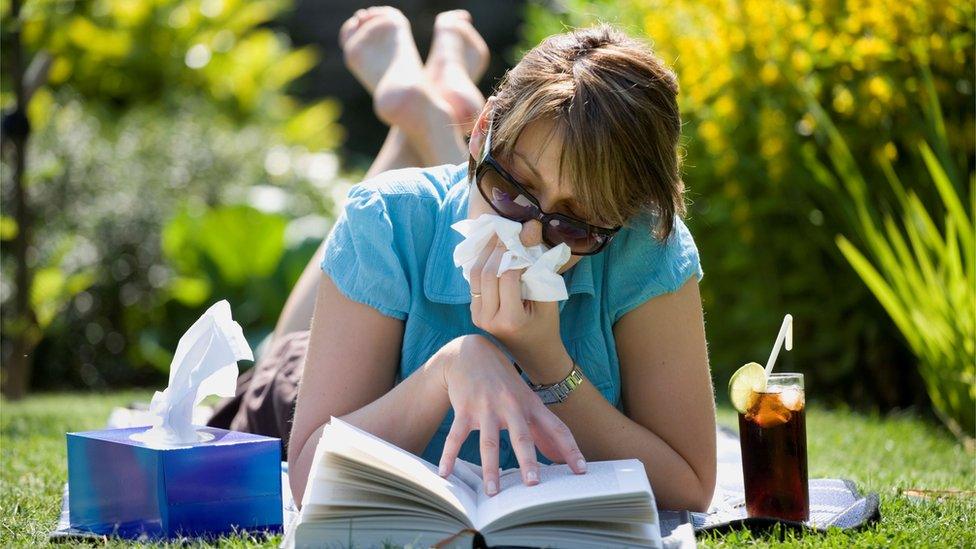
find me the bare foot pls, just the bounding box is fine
[339,7,426,122]
[425,10,490,134]
[340,7,467,165]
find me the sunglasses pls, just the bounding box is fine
[474,144,622,256]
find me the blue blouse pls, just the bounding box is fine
[320,162,703,469]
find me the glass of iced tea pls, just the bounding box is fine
[737,372,808,522]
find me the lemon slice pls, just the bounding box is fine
[729,362,767,414]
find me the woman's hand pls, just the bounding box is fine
[436,334,587,496]
[469,235,564,382]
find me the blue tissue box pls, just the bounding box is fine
[66,426,283,539]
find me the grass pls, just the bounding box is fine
[1,392,974,547]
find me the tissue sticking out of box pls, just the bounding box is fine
[130,300,253,447]
[452,213,571,302]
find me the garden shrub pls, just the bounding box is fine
[1,0,347,391]
[15,96,344,389]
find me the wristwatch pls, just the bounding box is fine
[514,360,586,405]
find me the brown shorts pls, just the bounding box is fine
[206,330,309,459]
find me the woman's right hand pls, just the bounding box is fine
[435,334,587,496]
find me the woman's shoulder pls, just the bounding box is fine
[347,162,468,207]
[319,162,469,320]
[603,212,703,324]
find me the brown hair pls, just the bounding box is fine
[471,23,685,240]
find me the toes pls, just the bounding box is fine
[342,5,410,51]
[338,10,367,48]
[436,9,472,24]
[366,5,407,23]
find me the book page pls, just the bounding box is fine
[312,418,479,520]
[450,459,484,494]
[473,459,652,530]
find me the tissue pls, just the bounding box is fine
[131,300,253,446]
[452,213,572,302]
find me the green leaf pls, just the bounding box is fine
[197,205,286,285]
[29,268,94,329]
[921,142,973,258]
[836,236,917,350]
[0,216,18,240]
[168,276,212,307]
[161,209,202,273]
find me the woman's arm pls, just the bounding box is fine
[514,278,716,511]
[287,273,452,506]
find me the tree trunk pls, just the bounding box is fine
[2,0,36,400]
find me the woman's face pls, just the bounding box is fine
[467,116,589,275]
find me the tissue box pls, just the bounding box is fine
[66,426,282,539]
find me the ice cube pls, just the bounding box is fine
[779,387,804,411]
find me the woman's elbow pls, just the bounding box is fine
[689,477,715,513]
[689,461,717,512]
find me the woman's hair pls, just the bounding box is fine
[474,24,685,240]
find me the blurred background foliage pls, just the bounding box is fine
[522,0,974,436]
[0,0,351,391]
[1,0,973,441]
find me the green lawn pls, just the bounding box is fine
[1,392,973,547]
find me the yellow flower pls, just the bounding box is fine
[812,29,831,51]
[48,56,73,85]
[883,142,898,160]
[832,86,854,114]
[793,22,812,41]
[867,76,892,103]
[698,120,722,142]
[791,50,813,74]
[853,36,890,59]
[714,95,737,118]
[760,138,785,159]
[760,62,780,85]
[729,28,746,52]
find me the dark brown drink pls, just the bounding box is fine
[737,374,809,522]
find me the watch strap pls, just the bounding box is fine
[529,361,585,405]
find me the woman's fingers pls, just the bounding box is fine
[497,267,526,321]
[478,239,506,324]
[479,416,501,496]
[468,235,498,319]
[439,416,472,478]
[534,408,587,474]
[505,413,540,486]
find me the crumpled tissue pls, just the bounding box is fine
[452,213,571,302]
[130,300,252,446]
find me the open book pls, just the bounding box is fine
[282,417,662,548]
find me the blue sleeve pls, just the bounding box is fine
[606,215,703,325]
[320,184,412,320]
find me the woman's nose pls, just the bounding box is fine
[519,219,544,248]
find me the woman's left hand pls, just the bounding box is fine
[469,235,566,381]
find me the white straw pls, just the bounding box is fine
[764,314,793,377]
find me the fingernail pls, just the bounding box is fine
[526,470,538,484]
[486,480,497,495]
[576,459,587,472]
[438,464,447,476]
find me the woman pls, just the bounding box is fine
[210,7,716,512]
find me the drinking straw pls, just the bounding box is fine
[764,314,793,377]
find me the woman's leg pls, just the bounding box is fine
[272,7,488,340]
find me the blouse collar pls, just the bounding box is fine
[423,163,595,305]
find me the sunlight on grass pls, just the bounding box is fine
[2,393,973,547]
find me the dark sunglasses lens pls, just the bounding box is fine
[545,218,609,254]
[481,166,537,221]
